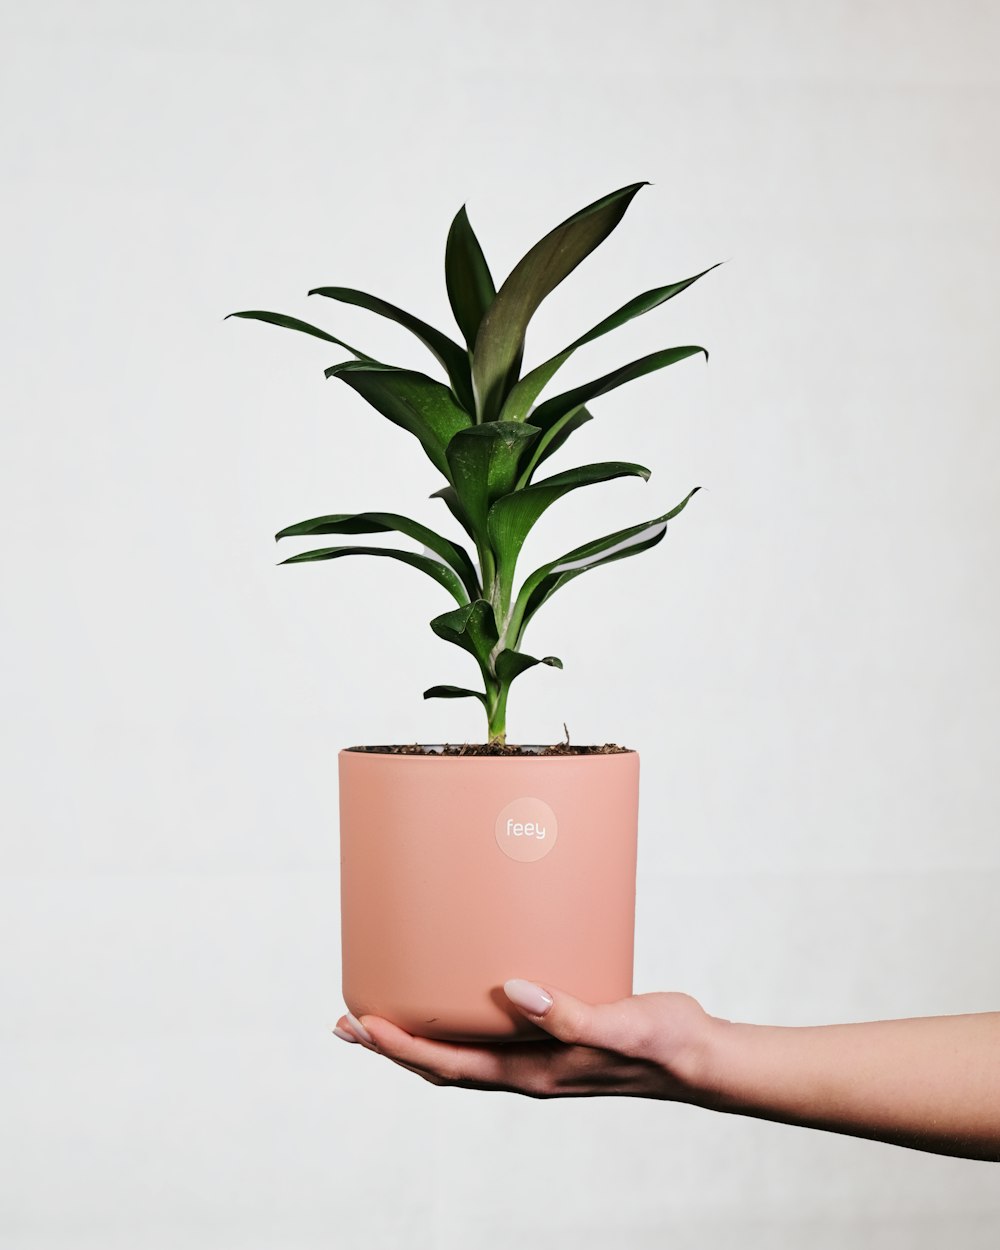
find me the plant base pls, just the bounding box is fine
[348,741,630,757]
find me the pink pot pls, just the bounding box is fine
[338,747,640,1041]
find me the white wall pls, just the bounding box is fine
[2,1,999,1245]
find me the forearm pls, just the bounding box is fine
[694,1012,1000,1161]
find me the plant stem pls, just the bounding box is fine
[478,543,496,593]
[478,540,510,741]
[485,679,507,743]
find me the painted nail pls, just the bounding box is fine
[333,1025,358,1043]
[346,1012,375,1045]
[504,978,554,1016]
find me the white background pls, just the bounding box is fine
[3,1,999,1245]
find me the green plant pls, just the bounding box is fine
[229,183,714,743]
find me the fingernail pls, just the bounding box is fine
[333,1025,358,1043]
[346,1012,374,1045]
[504,978,554,1016]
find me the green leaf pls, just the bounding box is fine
[529,346,708,437]
[279,544,469,606]
[519,346,707,484]
[429,599,500,672]
[429,484,477,542]
[444,422,540,538]
[275,510,479,599]
[471,183,647,420]
[309,285,474,412]
[445,206,496,351]
[529,406,594,471]
[494,649,563,685]
[488,461,651,582]
[510,487,701,637]
[225,310,374,360]
[423,684,487,705]
[325,361,472,479]
[499,264,720,422]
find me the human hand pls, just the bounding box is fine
[334,980,720,1100]
[337,983,1000,1159]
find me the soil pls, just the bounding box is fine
[347,741,631,757]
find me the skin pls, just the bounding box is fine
[334,984,1000,1162]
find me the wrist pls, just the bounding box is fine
[678,1012,744,1109]
[644,999,740,1105]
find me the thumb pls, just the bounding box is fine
[504,977,612,1047]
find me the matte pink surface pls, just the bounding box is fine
[338,749,640,1041]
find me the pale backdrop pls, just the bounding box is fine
[2,1,999,1246]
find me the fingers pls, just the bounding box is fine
[503,979,635,1052]
[333,990,713,1102]
[334,1012,508,1088]
[342,1012,373,1044]
[334,980,646,1075]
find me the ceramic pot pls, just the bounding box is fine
[338,746,640,1041]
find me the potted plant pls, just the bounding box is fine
[229,183,715,1041]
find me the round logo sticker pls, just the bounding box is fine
[494,797,559,862]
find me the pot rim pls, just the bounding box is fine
[341,744,637,756]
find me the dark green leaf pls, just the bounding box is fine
[275,510,479,598]
[510,488,701,637]
[279,543,469,605]
[529,406,594,472]
[445,206,496,351]
[423,684,487,705]
[519,346,707,483]
[325,361,472,479]
[494,649,563,685]
[309,286,474,412]
[529,346,708,437]
[429,599,500,672]
[225,310,374,360]
[488,461,650,582]
[471,183,647,420]
[429,484,477,542]
[444,422,540,538]
[499,265,720,421]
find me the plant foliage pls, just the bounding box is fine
[229,185,714,741]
